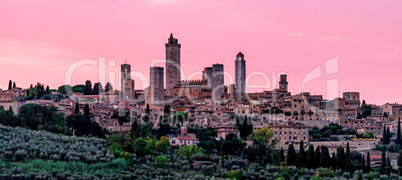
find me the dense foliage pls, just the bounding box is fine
[0,125,114,163]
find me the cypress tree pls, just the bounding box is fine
[306,144,315,169]
[331,151,337,170]
[336,147,345,170]
[314,146,321,168]
[387,127,391,144]
[280,147,285,162]
[320,146,330,168]
[74,102,80,114]
[361,155,366,173]
[296,140,306,168]
[397,117,401,145]
[383,125,388,144]
[83,104,91,120]
[386,156,391,175]
[380,150,386,174]
[345,142,353,172]
[12,82,16,88]
[287,144,296,166]
[366,151,371,172]
[398,151,402,175]
[8,80,12,90]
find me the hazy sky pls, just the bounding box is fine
[0,0,401,105]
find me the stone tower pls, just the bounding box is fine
[235,52,246,98]
[150,67,164,106]
[202,67,213,89]
[121,63,134,100]
[212,64,224,110]
[165,33,181,96]
[279,74,288,91]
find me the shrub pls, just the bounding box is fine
[14,150,27,161]
[155,156,167,169]
[226,170,241,179]
[317,168,334,178]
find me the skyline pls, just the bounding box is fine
[1,0,401,105]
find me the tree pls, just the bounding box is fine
[8,80,12,90]
[83,104,91,120]
[83,80,93,95]
[74,102,80,114]
[380,150,386,174]
[383,125,388,144]
[29,87,38,99]
[336,147,345,170]
[248,127,278,159]
[133,137,148,157]
[248,127,278,149]
[45,86,49,94]
[93,82,104,95]
[314,146,321,168]
[330,152,336,170]
[287,144,296,166]
[112,110,130,127]
[65,114,105,138]
[172,112,188,127]
[306,144,315,169]
[280,147,285,163]
[155,136,170,154]
[386,156,391,175]
[297,140,306,168]
[398,151,402,175]
[387,127,391,144]
[361,154,366,173]
[363,133,371,139]
[12,82,16,89]
[155,156,168,169]
[140,123,153,138]
[236,115,253,139]
[176,145,203,160]
[105,82,113,92]
[361,100,372,118]
[320,146,330,168]
[398,118,401,145]
[58,85,72,94]
[130,117,140,139]
[158,105,171,138]
[366,151,371,172]
[345,142,353,172]
[222,141,233,155]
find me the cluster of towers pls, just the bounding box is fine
[120,33,287,107]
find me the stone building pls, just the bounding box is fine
[343,92,360,107]
[173,80,209,100]
[211,63,224,110]
[279,74,288,91]
[235,52,246,98]
[150,67,164,106]
[165,33,181,96]
[213,125,240,140]
[270,123,309,150]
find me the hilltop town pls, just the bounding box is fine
[1,34,401,178]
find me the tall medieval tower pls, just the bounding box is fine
[165,33,181,96]
[121,63,135,100]
[235,52,246,98]
[279,74,288,91]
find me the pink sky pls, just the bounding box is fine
[0,0,401,105]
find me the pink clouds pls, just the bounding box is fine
[0,0,401,105]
